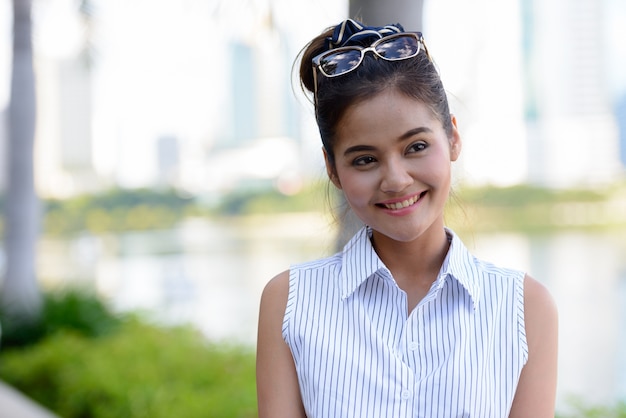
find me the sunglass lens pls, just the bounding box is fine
[319,50,362,76]
[376,36,419,60]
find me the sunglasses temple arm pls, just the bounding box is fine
[419,36,432,62]
[313,67,319,107]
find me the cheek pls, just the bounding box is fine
[336,171,371,204]
[423,150,452,179]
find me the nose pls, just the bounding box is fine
[380,161,413,193]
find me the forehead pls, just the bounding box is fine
[335,90,442,147]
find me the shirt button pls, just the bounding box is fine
[408,341,420,350]
[401,389,412,400]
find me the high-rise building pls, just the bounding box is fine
[522,0,621,187]
[616,94,626,168]
[228,40,258,145]
[35,54,99,198]
[222,12,295,147]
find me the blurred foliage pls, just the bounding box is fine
[458,183,608,206]
[0,289,256,418]
[446,182,626,233]
[556,398,626,418]
[0,287,123,348]
[43,188,198,235]
[1,182,624,236]
[39,184,329,235]
[214,181,329,215]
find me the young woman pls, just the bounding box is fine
[257,19,558,417]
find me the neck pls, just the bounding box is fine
[371,225,450,287]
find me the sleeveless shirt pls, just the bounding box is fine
[282,227,528,417]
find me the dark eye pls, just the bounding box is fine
[407,142,427,153]
[353,155,377,166]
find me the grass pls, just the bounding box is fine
[0,287,122,349]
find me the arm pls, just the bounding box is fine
[257,270,306,418]
[509,274,558,418]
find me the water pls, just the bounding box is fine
[466,230,626,409]
[37,213,626,409]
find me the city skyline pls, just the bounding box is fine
[0,0,624,198]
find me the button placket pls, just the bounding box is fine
[407,306,423,353]
[400,389,412,400]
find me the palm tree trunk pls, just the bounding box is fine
[1,0,41,320]
[349,0,424,28]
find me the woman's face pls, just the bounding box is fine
[326,89,461,244]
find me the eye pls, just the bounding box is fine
[352,155,377,166]
[407,141,428,154]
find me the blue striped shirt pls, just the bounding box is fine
[283,227,528,417]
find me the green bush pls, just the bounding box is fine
[0,319,257,418]
[0,288,256,417]
[0,288,123,348]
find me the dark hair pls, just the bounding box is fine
[299,25,453,171]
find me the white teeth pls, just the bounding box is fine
[383,195,420,210]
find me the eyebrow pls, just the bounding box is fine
[343,126,434,156]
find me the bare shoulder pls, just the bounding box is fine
[523,274,557,306]
[522,273,558,356]
[257,269,306,417]
[260,270,290,316]
[258,270,291,340]
[509,274,558,417]
[523,274,558,333]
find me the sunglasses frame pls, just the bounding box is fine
[312,32,428,103]
[313,32,426,78]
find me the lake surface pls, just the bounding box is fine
[37,213,626,409]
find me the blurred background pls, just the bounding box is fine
[1,0,626,415]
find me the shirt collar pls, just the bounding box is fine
[339,226,481,310]
[439,228,481,311]
[339,227,387,299]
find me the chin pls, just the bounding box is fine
[371,219,444,243]
[372,227,423,243]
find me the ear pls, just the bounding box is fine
[323,147,342,189]
[449,114,462,162]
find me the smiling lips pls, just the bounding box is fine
[379,191,426,210]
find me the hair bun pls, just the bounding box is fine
[298,27,334,94]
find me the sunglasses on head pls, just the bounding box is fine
[312,32,428,79]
